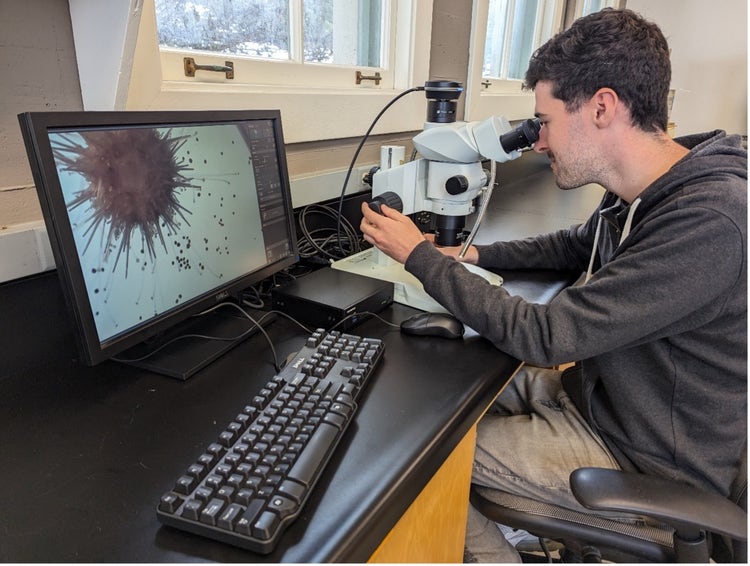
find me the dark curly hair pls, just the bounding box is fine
[524,8,671,133]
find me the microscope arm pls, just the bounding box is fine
[412,115,523,164]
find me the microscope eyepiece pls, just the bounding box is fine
[499,118,541,153]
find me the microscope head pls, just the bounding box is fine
[370,81,540,247]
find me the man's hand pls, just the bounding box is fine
[360,202,427,264]
[423,233,479,264]
[360,202,480,265]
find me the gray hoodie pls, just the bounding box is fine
[404,130,747,496]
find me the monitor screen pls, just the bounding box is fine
[18,109,298,377]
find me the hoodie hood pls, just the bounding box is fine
[639,130,747,211]
[586,130,747,278]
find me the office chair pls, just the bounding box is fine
[470,453,747,563]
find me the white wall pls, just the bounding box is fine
[627,0,747,137]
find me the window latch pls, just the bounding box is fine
[481,80,492,89]
[184,57,234,79]
[356,71,381,86]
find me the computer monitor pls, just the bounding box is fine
[18,109,299,379]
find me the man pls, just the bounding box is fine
[360,8,747,562]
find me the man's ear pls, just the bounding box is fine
[591,88,619,128]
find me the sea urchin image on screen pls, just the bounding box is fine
[52,127,198,276]
[50,123,270,343]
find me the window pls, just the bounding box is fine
[465,0,621,121]
[68,0,432,142]
[155,0,383,66]
[482,0,564,87]
[154,0,389,89]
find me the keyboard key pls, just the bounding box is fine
[186,463,206,480]
[174,475,197,495]
[252,511,280,540]
[235,499,266,536]
[267,495,298,520]
[323,412,346,429]
[204,474,223,490]
[236,488,255,505]
[159,492,184,513]
[181,498,203,520]
[216,485,235,502]
[218,503,245,531]
[287,422,338,486]
[278,479,306,503]
[194,485,214,502]
[200,498,226,525]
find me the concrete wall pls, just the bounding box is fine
[0,0,82,227]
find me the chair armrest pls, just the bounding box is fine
[570,468,747,540]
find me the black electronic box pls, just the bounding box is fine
[271,268,394,331]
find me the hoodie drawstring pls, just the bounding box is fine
[585,197,642,284]
[620,197,642,242]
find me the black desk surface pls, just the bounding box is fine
[0,266,574,563]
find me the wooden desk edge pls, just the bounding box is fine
[367,425,477,563]
[367,365,522,563]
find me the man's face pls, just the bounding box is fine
[533,81,602,190]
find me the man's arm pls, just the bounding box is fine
[359,200,593,271]
[360,191,609,274]
[404,204,745,367]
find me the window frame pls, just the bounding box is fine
[156,0,393,89]
[465,0,565,121]
[465,0,622,122]
[68,0,433,143]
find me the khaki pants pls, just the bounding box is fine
[465,364,621,563]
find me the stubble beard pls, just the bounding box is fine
[548,149,601,191]
[549,154,583,190]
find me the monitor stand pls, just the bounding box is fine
[114,306,277,380]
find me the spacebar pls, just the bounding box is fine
[288,422,339,487]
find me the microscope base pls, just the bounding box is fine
[331,248,503,313]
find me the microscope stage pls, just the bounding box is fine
[331,248,502,313]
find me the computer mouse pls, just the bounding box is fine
[400,312,465,339]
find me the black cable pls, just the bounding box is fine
[335,85,425,256]
[113,297,401,378]
[112,302,282,372]
[538,538,554,562]
[327,310,401,332]
[241,284,265,309]
[297,203,362,261]
[265,309,314,335]
[241,270,300,309]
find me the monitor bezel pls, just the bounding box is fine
[18,109,299,367]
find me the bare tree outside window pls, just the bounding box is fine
[155,0,382,66]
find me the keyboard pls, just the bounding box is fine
[156,328,385,554]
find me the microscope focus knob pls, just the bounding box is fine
[445,175,469,195]
[368,191,404,215]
